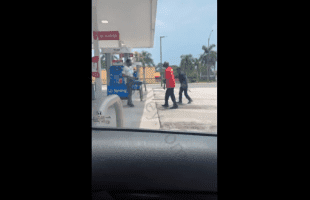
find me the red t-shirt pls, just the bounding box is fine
[165,66,175,88]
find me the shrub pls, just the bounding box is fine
[188,77,197,83]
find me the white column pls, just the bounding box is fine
[106,53,111,86]
[92,5,102,94]
[92,2,104,118]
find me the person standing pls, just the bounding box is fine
[162,62,178,109]
[123,59,135,107]
[176,68,193,104]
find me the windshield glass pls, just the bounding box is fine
[92,0,217,135]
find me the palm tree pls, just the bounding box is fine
[134,51,155,91]
[210,50,217,78]
[193,58,200,82]
[200,44,217,82]
[155,63,162,72]
[199,54,207,80]
[180,54,195,82]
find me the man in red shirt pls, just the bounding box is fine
[162,62,178,109]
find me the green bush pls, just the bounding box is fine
[188,77,197,83]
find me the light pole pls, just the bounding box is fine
[208,30,213,48]
[160,36,166,86]
[207,30,213,82]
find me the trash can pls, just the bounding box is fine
[92,83,95,100]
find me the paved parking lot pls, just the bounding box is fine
[152,87,217,134]
[92,83,217,134]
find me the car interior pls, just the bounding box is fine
[92,127,217,200]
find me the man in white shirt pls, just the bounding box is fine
[123,59,135,107]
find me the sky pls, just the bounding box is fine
[93,0,217,69]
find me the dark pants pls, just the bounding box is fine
[126,77,135,105]
[179,87,191,102]
[165,88,177,105]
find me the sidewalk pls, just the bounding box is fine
[187,81,217,84]
[92,85,160,129]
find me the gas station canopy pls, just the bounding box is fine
[92,0,158,49]
[101,47,132,54]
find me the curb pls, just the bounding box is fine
[139,88,161,130]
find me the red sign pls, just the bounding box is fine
[92,56,99,62]
[120,53,133,57]
[112,60,123,63]
[92,72,100,78]
[92,56,100,78]
[93,31,119,40]
[112,60,123,66]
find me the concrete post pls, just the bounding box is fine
[92,5,102,94]
[160,37,162,87]
[124,53,129,63]
[92,3,104,120]
[105,53,112,87]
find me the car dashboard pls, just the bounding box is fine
[92,127,217,200]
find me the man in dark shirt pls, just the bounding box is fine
[177,68,193,104]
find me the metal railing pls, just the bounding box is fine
[93,94,124,128]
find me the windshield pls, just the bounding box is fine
[92,0,217,135]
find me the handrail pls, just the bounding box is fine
[96,94,124,128]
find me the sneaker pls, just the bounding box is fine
[176,101,183,104]
[188,99,193,104]
[170,104,178,109]
[128,104,135,107]
[162,104,169,108]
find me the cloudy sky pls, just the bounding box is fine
[93,0,217,69]
[134,0,217,68]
